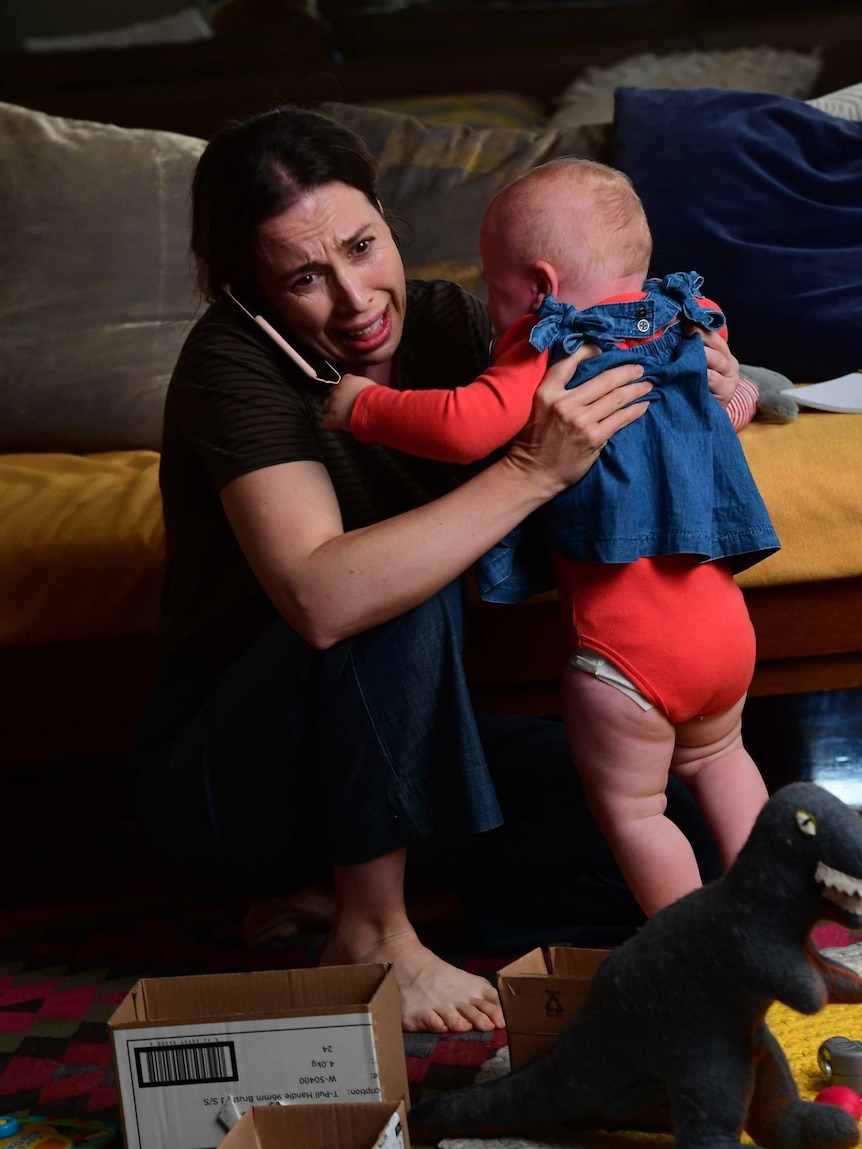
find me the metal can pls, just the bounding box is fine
[819,1036,862,1092]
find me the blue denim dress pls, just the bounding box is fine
[476,272,780,604]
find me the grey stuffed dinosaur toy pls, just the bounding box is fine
[741,363,799,422]
[410,782,862,1149]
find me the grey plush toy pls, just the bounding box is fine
[409,782,862,1149]
[741,364,799,422]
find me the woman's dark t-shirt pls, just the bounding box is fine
[158,279,493,669]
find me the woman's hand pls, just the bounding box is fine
[693,327,741,409]
[322,373,376,431]
[504,345,652,494]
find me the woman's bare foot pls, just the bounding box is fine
[241,885,335,947]
[320,926,505,1034]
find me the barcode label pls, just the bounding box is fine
[135,1041,239,1088]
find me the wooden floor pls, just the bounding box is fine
[791,687,862,807]
[743,686,862,806]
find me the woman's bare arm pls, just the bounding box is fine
[222,354,650,648]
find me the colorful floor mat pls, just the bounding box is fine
[0,895,509,1124]
[0,898,859,1135]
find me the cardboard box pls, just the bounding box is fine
[497,946,608,1069]
[220,1100,410,1149]
[109,963,409,1149]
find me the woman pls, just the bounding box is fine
[129,106,740,1033]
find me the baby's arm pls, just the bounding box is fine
[323,372,376,431]
[348,315,548,464]
[694,296,756,430]
[725,376,758,429]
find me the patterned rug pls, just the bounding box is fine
[0,894,514,1126]
[0,897,859,1140]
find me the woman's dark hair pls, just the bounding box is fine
[191,105,382,301]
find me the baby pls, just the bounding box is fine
[324,158,779,916]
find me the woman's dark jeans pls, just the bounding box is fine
[128,580,718,941]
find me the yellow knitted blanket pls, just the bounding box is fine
[574,1000,862,1146]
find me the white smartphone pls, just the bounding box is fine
[222,283,341,385]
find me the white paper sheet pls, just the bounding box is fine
[781,373,862,412]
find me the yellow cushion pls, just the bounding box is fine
[359,91,549,129]
[737,410,862,589]
[549,998,862,1146]
[406,260,482,294]
[0,451,163,647]
[0,410,857,648]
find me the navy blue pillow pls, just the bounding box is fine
[613,87,862,382]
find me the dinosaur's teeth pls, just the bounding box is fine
[816,862,862,913]
[824,887,862,915]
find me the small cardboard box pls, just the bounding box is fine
[109,963,409,1149]
[220,1100,410,1149]
[497,946,608,1069]
[498,947,671,1131]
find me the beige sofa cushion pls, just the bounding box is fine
[549,46,823,128]
[0,101,204,453]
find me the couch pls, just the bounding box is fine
[2,71,861,769]
[3,0,862,137]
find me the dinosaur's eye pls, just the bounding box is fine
[796,809,817,836]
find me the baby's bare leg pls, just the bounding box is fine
[561,663,697,916]
[319,848,504,1034]
[671,695,768,868]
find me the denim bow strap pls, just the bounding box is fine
[529,296,621,355]
[652,271,726,332]
[528,274,726,358]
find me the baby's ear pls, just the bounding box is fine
[530,260,557,309]
[739,364,799,423]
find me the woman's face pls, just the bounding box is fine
[253,181,406,377]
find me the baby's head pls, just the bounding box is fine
[479,157,653,334]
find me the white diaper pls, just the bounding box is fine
[570,647,655,711]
